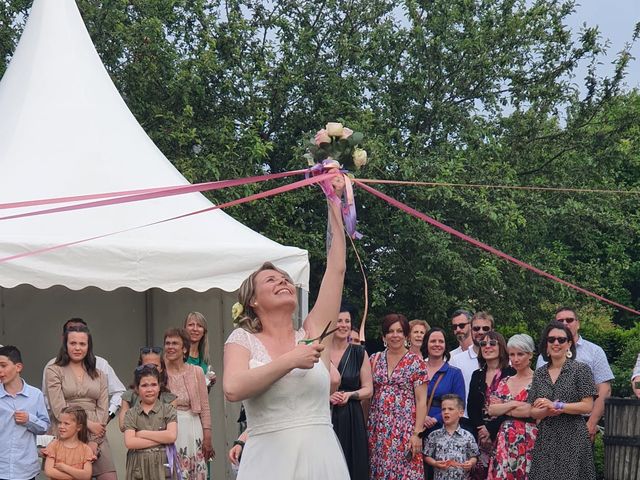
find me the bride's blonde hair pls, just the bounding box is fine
[235,262,295,333]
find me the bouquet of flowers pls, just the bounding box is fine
[304,122,367,171]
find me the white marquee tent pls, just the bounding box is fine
[0,1,309,477]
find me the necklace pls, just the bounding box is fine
[70,364,85,382]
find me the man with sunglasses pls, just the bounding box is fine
[450,311,494,418]
[535,307,614,442]
[449,309,473,357]
[41,318,126,421]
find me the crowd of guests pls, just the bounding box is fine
[1,302,638,480]
[224,304,635,480]
[366,307,615,480]
[0,312,215,480]
[0,304,637,480]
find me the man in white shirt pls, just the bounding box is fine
[450,311,494,417]
[42,318,125,420]
[632,353,640,399]
[535,307,614,442]
[449,309,473,357]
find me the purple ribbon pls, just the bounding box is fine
[306,160,362,239]
[165,443,183,479]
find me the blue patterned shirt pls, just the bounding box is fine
[423,425,479,480]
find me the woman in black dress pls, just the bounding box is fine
[526,321,596,480]
[467,331,515,480]
[329,304,373,480]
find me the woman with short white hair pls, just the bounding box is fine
[487,333,538,480]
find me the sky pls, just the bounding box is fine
[564,0,639,91]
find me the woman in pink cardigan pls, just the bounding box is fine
[164,327,213,479]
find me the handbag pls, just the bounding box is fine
[426,371,445,414]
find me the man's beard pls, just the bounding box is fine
[456,331,470,343]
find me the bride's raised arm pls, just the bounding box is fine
[303,175,347,356]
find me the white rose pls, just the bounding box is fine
[353,148,367,168]
[326,122,344,137]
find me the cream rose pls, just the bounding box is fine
[353,148,367,168]
[326,122,344,137]
[341,127,354,139]
[231,302,244,321]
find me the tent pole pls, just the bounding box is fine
[145,289,154,345]
[298,288,309,328]
[0,286,4,337]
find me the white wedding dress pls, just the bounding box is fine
[226,327,350,480]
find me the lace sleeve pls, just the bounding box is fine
[225,328,252,351]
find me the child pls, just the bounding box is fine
[123,363,179,479]
[424,393,479,480]
[118,347,176,432]
[0,345,50,480]
[44,406,94,480]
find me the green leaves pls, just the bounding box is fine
[2,0,638,371]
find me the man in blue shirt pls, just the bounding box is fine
[535,307,614,441]
[0,345,50,480]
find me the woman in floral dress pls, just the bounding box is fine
[164,327,213,479]
[487,334,538,480]
[368,314,428,480]
[467,331,515,480]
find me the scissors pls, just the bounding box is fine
[298,321,339,345]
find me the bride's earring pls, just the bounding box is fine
[383,339,387,348]
[405,339,410,348]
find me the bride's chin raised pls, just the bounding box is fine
[258,299,297,317]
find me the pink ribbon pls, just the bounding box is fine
[0,169,307,221]
[354,180,640,316]
[0,173,335,265]
[2,165,637,316]
[306,159,361,239]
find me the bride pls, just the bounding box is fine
[223,175,349,479]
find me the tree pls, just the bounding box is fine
[1,0,638,343]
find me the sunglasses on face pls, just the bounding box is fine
[479,339,498,347]
[547,336,569,345]
[135,363,159,373]
[472,326,491,332]
[140,346,162,354]
[452,323,469,331]
[66,325,90,333]
[556,317,576,324]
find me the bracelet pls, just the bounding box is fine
[553,401,565,410]
[233,440,245,449]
